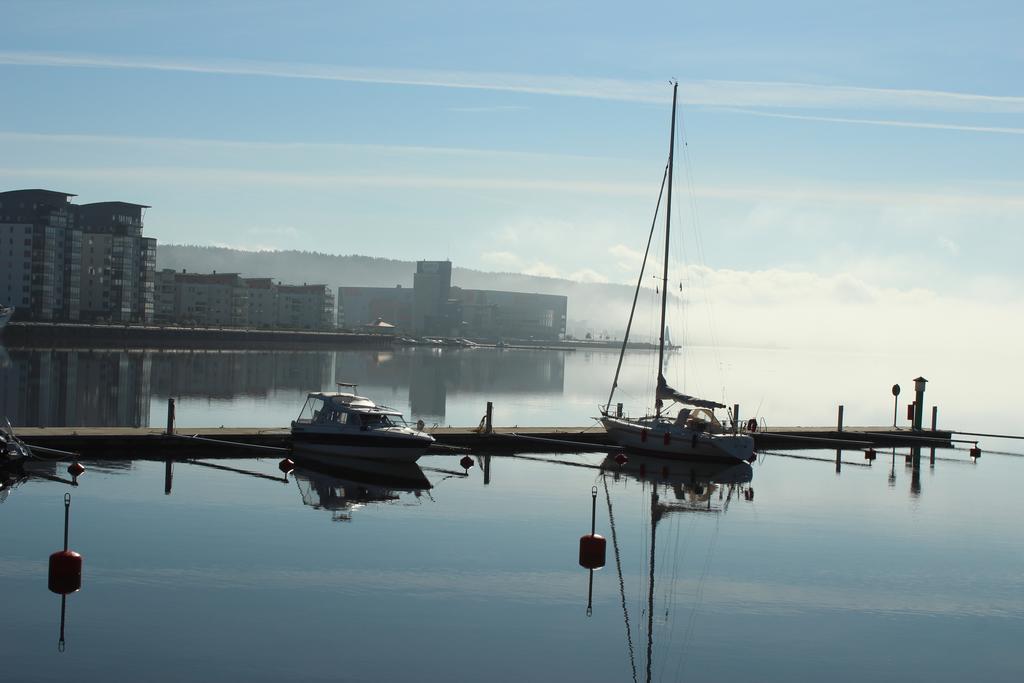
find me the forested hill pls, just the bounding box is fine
[155,245,650,338]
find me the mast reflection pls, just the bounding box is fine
[597,454,754,683]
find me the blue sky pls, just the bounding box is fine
[2,1,1023,349]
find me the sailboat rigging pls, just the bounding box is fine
[599,82,754,463]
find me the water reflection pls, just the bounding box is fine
[0,348,151,427]
[594,455,754,683]
[291,456,432,522]
[334,347,565,422]
[0,346,567,428]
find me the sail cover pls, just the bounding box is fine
[656,376,725,409]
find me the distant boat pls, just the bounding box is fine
[598,83,754,463]
[0,305,13,333]
[290,384,434,463]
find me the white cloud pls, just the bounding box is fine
[3,50,1024,113]
[522,261,562,278]
[608,243,644,272]
[720,108,1024,136]
[567,268,610,283]
[479,251,523,270]
[937,236,960,256]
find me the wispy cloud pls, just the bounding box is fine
[3,50,1024,113]
[0,130,609,162]
[719,107,1024,135]
[3,165,1024,211]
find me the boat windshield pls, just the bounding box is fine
[296,396,326,423]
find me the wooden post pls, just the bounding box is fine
[733,403,740,434]
[485,401,493,435]
[166,398,175,436]
[837,405,844,432]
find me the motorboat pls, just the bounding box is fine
[290,385,434,463]
[0,305,13,333]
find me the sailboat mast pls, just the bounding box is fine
[655,81,677,417]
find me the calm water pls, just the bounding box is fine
[2,345,1023,681]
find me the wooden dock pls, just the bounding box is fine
[8,425,954,458]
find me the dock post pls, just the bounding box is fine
[616,402,623,418]
[485,401,493,435]
[837,405,844,432]
[733,404,740,434]
[166,398,175,436]
[930,405,938,466]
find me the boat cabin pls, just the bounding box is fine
[294,392,409,430]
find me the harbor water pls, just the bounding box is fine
[2,345,1022,681]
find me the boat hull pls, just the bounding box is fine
[291,424,433,463]
[600,416,754,462]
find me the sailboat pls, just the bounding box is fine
[599,83,754,463]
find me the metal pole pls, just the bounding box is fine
[590,486,597,535]
[837,405,844,432]
[485,401,493,435]
[733,403,740,434]
[63,493,71,551]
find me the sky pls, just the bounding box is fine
[2,0,1023,352]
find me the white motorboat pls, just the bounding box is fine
[290,385,434,463]
[598,83,755,463]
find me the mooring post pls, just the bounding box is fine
[166,398,175,436]
[733,403,740,434]
[837,405,844,432]
[930,405,938,466]
[485,401,493,435]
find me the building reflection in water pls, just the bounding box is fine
[0,345,564,428]
[334,347,566,423]
[0,347,151,427]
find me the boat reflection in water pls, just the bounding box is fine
[600,452,753,512]
[291,449,432,522]
[595,453,754,683]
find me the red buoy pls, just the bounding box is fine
[67,462,85,478]
[48,550,82,595]
[970,446,981,459]
[460,455,474,470]
[614,452,628,466]
[864,448,877,461]
[278,458,295,474]
[579,534,606,570]
[48,494,82,595]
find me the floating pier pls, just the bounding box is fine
[9,424,954,459]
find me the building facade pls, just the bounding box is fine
[0,189,156,324]
[75,201,156,323]
[337,260,568,340]
[155,270,335,330]
[0,189,81,321]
